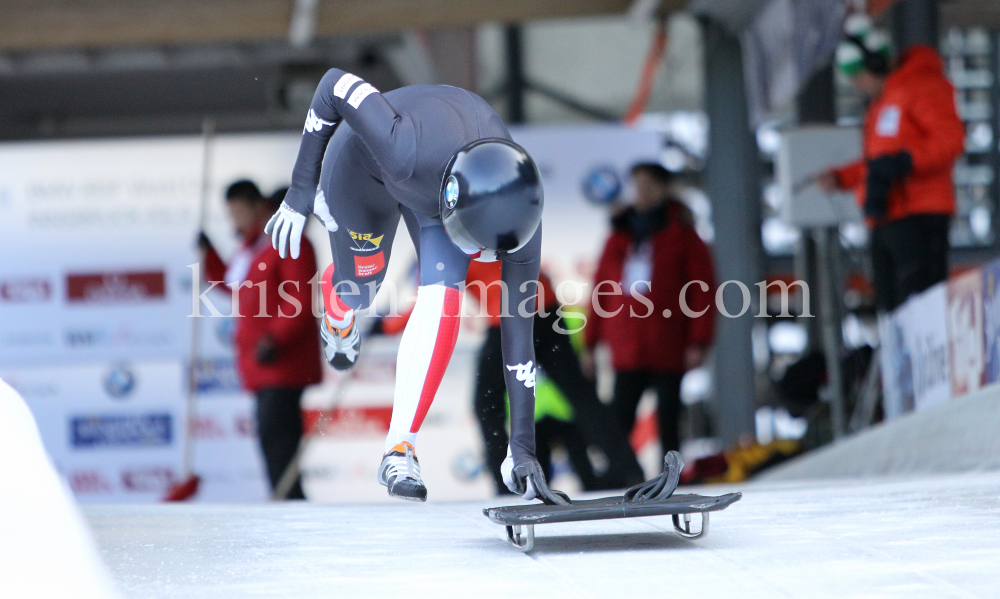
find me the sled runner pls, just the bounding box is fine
[484,453,741,551]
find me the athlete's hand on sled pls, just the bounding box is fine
[502,453,570,506]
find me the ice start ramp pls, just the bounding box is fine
[759,384,1000,482]
[84,472,1000,599]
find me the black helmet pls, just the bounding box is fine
[440,138,543,257]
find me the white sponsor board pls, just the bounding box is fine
[0,127,660,366]
[0,133,310,367]
[903,286,950,412]
[0,361,186,503]
[190,393,271,503]
[946,269,985,397]
[881,286,951,419]
[0,134,301,502]
[188,289,270,502]
[0,138,200,366]
[878,312,910,421]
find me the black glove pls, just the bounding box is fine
[503,458,570,506]
[197,231,212,252]
[255,335,278,364]
[864,151,913,218]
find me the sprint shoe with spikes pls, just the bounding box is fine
[377,442,427,502]
[321,315,361,371]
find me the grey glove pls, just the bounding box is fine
[264,201,307,259]
[501,448,570,506]
[264,190,338,259]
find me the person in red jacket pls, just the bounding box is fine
[584,163,715,456]
[201,181,322,499]
[820,39,964,311]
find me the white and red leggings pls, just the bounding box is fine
[384,285,461,452]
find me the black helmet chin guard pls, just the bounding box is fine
[440,138,543,257]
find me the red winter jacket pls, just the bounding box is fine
[204,228,323,392]
[833,46,964,225]
[585,201,716,374]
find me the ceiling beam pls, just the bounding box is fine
[0,1,291,51]
[0,0,658,52]
[315,0,638,35]
[4,0,998,53]
[941,1,1000,29]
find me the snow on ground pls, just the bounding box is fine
[86,470,1000,599]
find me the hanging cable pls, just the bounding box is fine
[623,16,669,125]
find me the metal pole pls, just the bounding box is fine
[796,64,835,125]
[849,347,882,432]
[524,79,619,122]
[795,64,836,354]
[702,18,761,446]
[795,235,822,353]
[505,25,526,124]
[889,0,940,52]
[814,228,845,439]
[185,117,215,475]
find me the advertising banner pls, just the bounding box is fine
[982,260,1000,386]
[187,288,270,502]
[878,311,911,420]
[880,285,952,420]
[946,269,985,397]
[880,261,1000,420]
[189,392,270,503]
[900,286,951,413]
[0,134,299,502]
[0,133,308,368]
[0,137,202,367]
[0,361,186,503]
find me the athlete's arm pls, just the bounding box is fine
[499,244,540,468]
[497,228,568,505]
[291,68,417,195]
[268,68,417,258]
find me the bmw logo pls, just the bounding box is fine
[581,165,622,206]
[445,175,459,209]
[104,364,136,399]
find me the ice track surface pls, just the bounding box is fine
[85,471,1000,599]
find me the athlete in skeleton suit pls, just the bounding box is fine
[266,69,566,505]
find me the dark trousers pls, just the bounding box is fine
[612,371,683,455]
[474,311,644,494]
[255,387,305,500]
[870,214,950,312]
[534,417,602,490]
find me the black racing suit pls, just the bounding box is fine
[282,70,543,468]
